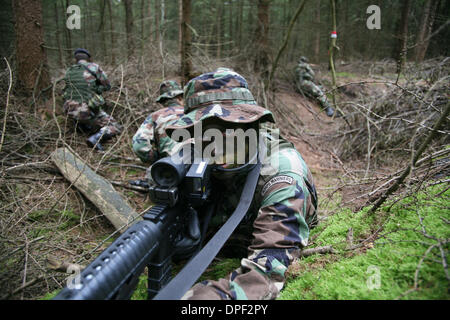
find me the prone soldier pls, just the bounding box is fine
[165,68,318,300]
[295,56,335,117]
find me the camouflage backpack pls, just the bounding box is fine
[63,64,93,103]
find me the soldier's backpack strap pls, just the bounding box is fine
[154,159,262,300]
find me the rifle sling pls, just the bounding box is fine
[153,161,262,300]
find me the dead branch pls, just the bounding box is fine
[299,245,335,257]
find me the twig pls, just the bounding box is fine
[0,57,13,153]
[366,101,450,215]
[299,245,334,257]
[1,276,45,300]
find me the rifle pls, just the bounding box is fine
[54,148,261,300]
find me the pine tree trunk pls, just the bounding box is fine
[254,0,271,78]
[180,0,192,85]
[13,0,50,94]
[216,1,222,58]
[124,0,134,56]
[64,0,72,62]
[415,0,439,62]
[54,1,64,68]
[314,0,321,63]
[0,0,14,60]
[107,0,116,64]
[396,0,411,75]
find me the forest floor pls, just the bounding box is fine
[1,58,448,300]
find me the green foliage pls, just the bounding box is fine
[279,184,450,300]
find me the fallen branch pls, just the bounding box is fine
[299,245,334,257]
[1,276,45,300]
[367,101,450,215]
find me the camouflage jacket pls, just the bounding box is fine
[295,61,315,82]
[183,122,318,299]
[132,100,185,164]
[63,60,111,111]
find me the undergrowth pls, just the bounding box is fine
[279,183,449,300]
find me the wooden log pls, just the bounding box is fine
[51,147,141,231]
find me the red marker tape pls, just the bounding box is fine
[331,31,337,38]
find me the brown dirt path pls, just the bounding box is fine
[274,90,344,189]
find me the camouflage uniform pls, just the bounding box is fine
[63,59,121,136]
[295,57,334,116]
[165,68,318,300]
[132,80,185,164]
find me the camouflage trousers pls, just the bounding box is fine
[63,100,122,136]
[297,79,331,111]
[182,147,318,300]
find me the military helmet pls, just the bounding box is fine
[165,68,274,132]
[74,48,91,58]
[156,80,184,103]
[299,56,308,63]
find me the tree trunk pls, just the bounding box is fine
[329,0,338,108]
[415,0,439,62]
[216,1,223,58]
[179,0,192,85]
[98,0,107,61]
[0,0,14,60]
[396,0,411,74]
[254,0,271,78]
[237,0,243,51]
[314,0,321,63]
[140,0,145,55]
[268,0,307,90]
[155,0,160,43]
[13,0,50,94]
[107,0,116,64]
[54,1,64,68]
[124,0,134,56]
[63,0,72,62]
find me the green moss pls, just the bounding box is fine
[279,184,449,300]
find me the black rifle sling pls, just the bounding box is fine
[153,161,262,300]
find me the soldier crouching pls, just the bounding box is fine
[62,48,121,151]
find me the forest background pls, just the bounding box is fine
[0,0,449,301]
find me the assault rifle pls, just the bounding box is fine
[54,149,261,300]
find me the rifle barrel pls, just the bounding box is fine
[54,215,166,300]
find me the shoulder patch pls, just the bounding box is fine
[261,175,294,197]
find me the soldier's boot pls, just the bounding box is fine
[325,106,335,117]
[86,129,113,151]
